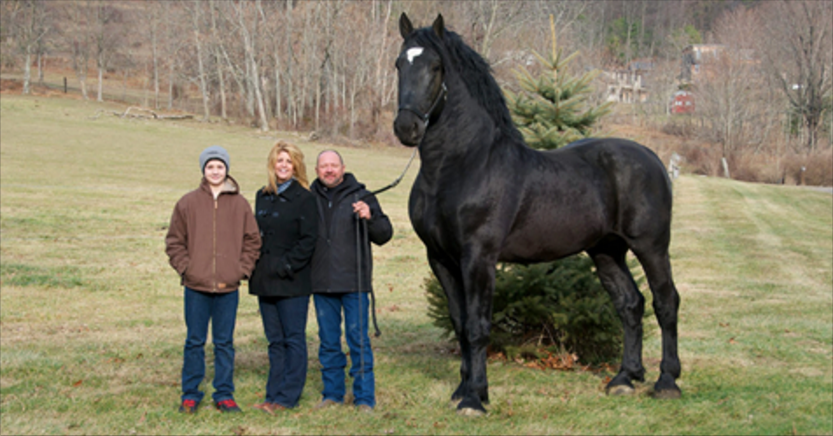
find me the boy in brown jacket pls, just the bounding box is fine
[165,145,261,414]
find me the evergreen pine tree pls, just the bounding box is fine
[505,16,613,150]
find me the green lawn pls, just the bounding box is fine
[1,94,831,435]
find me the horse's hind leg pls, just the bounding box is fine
[633,247,682,398]
[588,240,646,395]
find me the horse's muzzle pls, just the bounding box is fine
[393,110,426,147]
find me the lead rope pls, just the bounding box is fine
[354,197,366,380]
[360,148,418,201]
[355,147,417,340]
[363,218,381,338]
[354,147,418,381]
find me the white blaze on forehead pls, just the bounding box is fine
[406,47,424,64]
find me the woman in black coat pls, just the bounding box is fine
[249,141,318,413]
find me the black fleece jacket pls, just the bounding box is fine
[310,173,393,294]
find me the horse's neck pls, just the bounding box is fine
[417,87,502,185]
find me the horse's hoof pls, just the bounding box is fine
[606,384,636,396]
[456,397,487,416]
[456,407,486,417]
[652,373,681,399]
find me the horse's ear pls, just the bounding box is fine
[432,14,445,39]
[399,13,413,39]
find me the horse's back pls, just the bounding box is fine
[500,138,672,262]
[555,138,671,201]
[558,138,673,241]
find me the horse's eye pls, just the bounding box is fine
[432,63,441,73]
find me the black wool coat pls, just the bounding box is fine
[249,180,318,298]
[310,173,393,294]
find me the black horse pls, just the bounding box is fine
[393,14,682,415]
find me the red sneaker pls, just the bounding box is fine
[179,399,198,414]
[215,399,242,413]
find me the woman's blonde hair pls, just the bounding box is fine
[265,141,309,193]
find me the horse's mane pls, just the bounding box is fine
[409,28,524,143]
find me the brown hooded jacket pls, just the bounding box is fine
[165,175,261,293]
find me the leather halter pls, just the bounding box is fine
[398,82,447,128]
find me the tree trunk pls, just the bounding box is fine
[349,82,356,139]
[209,0,227,120]
[375,0,393,110]
[638,0,646,59]
[244,53,254,116]
[164,1,174,110]
[150,12,159,109]
[250,54,268,131]
[37,50,44,86]
[97,54,104,102]
[80,76,88,100]
[479,1,500,59]
[22,49,31,95]
[285,6,295,126]
[217,62,228,120]
[167,60,174,109]
[235,1,268,131]
[274,50,282,121]
[192,0,211,122]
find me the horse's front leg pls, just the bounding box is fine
[456,249,497,416]
[427,256,470,403]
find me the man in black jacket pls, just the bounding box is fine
[310,150,393,413]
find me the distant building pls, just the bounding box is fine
[669,90,694,114]
[675,44,760,114]
[673,44,726,114]
[603,59,653,104]
[680,44,725,83]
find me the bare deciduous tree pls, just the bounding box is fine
[187,0,211,121]
[92,0,122,102]
[144,1,163,109]
[231,0,268,131]
[61,1,93,100]
[207,0,228,120]
[7,0,51,95]
[758,0,833,151]
[695,6,770,157]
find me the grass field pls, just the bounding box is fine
[1,94,831,435]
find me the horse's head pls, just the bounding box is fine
[393,13,447,147]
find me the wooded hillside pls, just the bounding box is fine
[2,0,831,185]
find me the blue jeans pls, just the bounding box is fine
[313,292,375,408]
[182,287,239,404]
[258,295,309,408]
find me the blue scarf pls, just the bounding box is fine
[278,179,293,194]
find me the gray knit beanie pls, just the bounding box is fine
[199,145,230,173]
